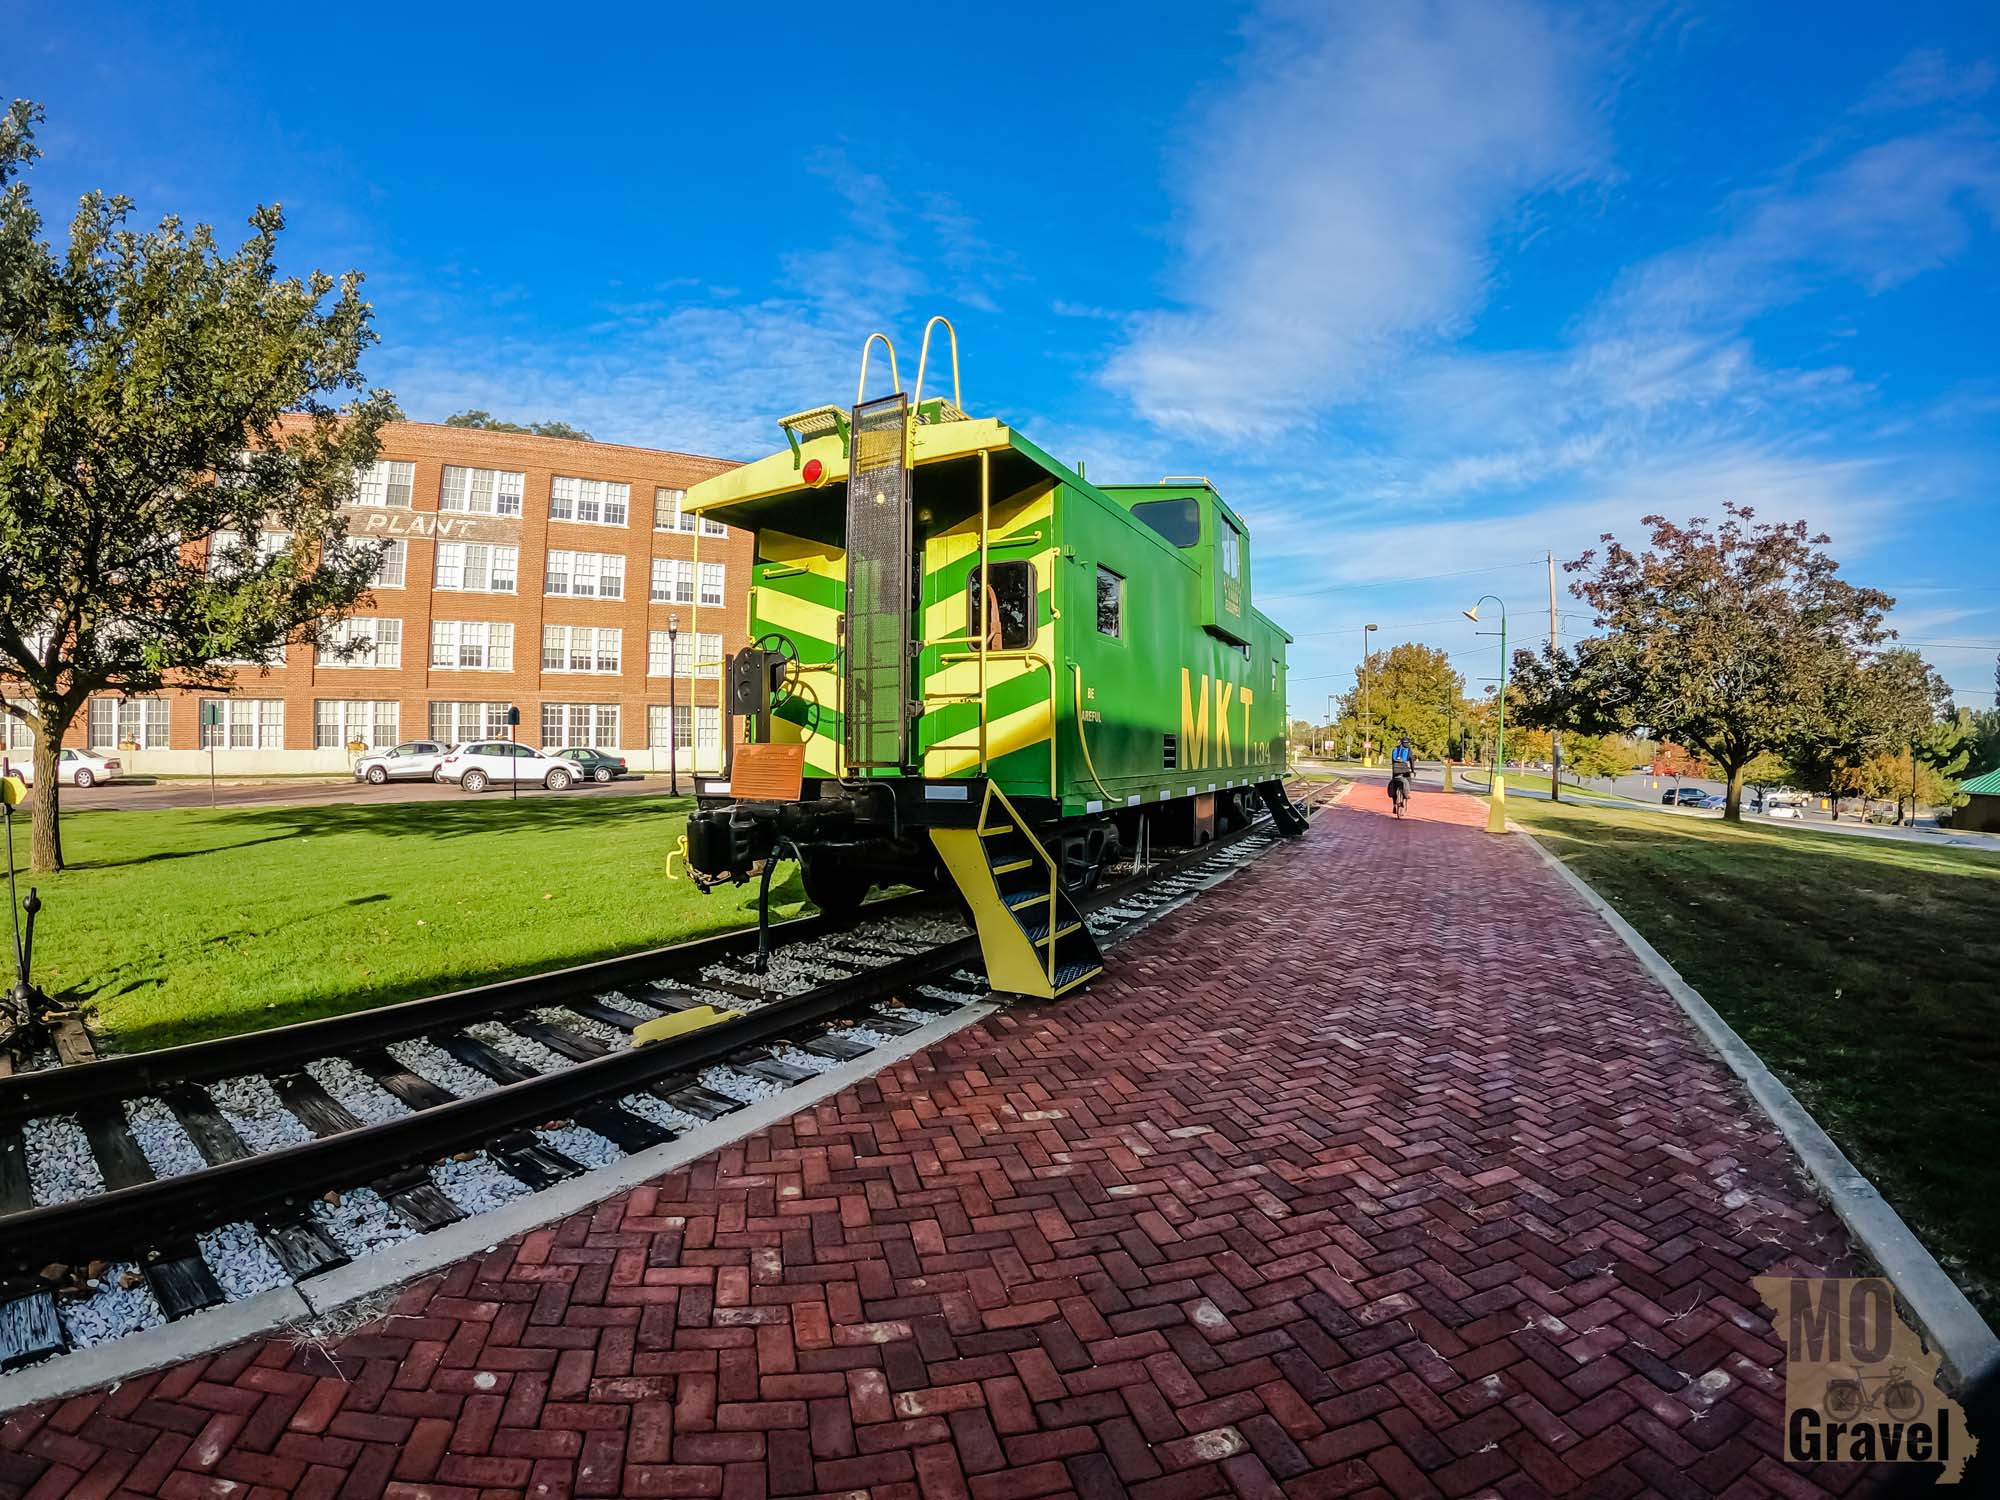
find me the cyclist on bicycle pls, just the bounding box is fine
[1388,736,1414,815]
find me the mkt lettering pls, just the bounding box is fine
[1179,667,1254,771]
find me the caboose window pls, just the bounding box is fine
[1096,567,1124,638]
[968,562,1036,650]
[1131,498,1201,548]
[1220,520,1242,578]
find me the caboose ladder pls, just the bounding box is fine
[929,785,1103,1000]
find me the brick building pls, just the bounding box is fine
[13,422,752,775]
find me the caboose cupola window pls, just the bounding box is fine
[968,561,1037,650]
[1131,497,1201,548]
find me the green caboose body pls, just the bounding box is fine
[682,327,1302,998]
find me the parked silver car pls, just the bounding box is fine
[353,740,451,784]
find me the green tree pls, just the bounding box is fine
[1563,504,1893,822]
[1788,648,1950,821]
[1962,708,2000,781]
[1338,642,1467,759]
[444,409,595,442]
[1564,733,1628,785]
[0,101,396,871]
[1506,638,1630,803]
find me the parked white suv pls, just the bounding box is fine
[436,741,576,793]
[353,740,451,785]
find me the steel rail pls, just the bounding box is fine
[0,892,931,1127]
[0,814,1291,1274]
[0,934,978,1273]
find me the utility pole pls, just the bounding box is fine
[1362,623,1378,766]
[1547,550,1562,804]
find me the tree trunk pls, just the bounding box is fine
[29,719,63,873]
[1724,762,1745,823]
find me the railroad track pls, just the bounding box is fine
[0,801,1319,1370]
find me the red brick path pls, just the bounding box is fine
[0,790,1877,1500]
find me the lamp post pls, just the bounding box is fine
[1463,596,1507,834]
[1361,623,1378,766]
[667,612,681,797]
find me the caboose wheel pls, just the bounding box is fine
[801,852,869,918]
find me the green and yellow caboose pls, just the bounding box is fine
[683,322,1304,999]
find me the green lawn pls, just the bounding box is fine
[18,794,798,1054]
[1512,797,2000,1328]
[1458,770,1647,805]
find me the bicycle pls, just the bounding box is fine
[1821,1365,1925,1421]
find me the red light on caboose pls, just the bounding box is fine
[802,458,825,486]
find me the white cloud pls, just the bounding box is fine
[1102,0,1604,440]
[367,150,1009,458]
[1859,48,1996,114]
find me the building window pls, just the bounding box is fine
[545,549,624,599]
[542,703,619,749]
[200,699,284,750]
[695,631,722,680]
[1096,566,1123,638]
[701,514,727,538]
[352,460,415,508]
[430,620,514,671]
[542,625,622,674]
[372,538,408,588]
[651,558,694,604]
[699,562,725,607]
[435,542,518,593]
[430,701,512,743]
[968,562,1036,650]
[655,487,696,533]
[89,698,170,749]
[550,476,630,527]
[697,705,720,753]
[1,704,30,754]
[439,466,525,516]
[647,630,684,678]
[208,530,292,575]
[315,700,399,750]
[322,617,402,668]
[647,704,694,750]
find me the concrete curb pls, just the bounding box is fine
[0,999,997,1409]
[1515,822,2000,1388]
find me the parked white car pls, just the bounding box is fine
[353,740,451,785]
[9,748,121,788]
[435,741,576,792]
[1765,800,1804,819]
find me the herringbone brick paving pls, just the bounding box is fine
[0,787,1881,1499]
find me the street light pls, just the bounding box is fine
[1463,596,1508,835]
[1362,623,1378,766]
[667,612,681,797]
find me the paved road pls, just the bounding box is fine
[30,773,689,813]
[9,786,1885,1497]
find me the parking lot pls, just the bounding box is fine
[33,772,681,813]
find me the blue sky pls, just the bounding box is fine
[13,1,2000,717]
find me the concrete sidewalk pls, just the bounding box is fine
[0,787,1882,1498]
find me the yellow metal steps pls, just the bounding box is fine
[930,784,1104,1000]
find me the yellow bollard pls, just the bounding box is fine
[1442,760,1454,793]
[1486,773,1508,834]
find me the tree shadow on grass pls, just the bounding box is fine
[64,791,692,870]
